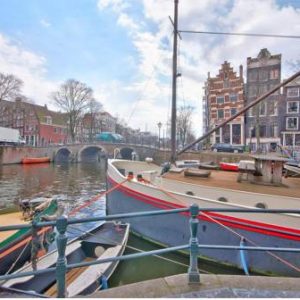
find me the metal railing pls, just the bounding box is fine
[1,205,300,297]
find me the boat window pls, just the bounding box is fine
[186,191,195,196]
[218,197,228,202]
[255,202,267,209]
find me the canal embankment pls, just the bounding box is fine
[91,273,300,298]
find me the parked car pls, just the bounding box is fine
[95,132,125,143]
[211,143,244,153]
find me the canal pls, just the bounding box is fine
[0,161,245,288]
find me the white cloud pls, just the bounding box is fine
[97,0,300,136]
[40,19,51,28]
[0,33,57,108]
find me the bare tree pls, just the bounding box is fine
[87,99,103,142]
[52,79,94,142]
[0,73,23,101]
[177,105,195,148]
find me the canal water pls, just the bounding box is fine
[0,162,245,288]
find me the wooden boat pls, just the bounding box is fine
[0,200,58,275]
[22,157,50,164]
[3,222,130,297]
[284,164,300,178]
[198,162,219,170]
[107,159,300,277]
[184,168,211,178]
[219,162,239,172]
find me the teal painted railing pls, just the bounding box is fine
[1,205,300,297]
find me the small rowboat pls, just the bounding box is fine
[0,200,58,275]
[184,168,211,178]
[22,157,50,164]
[219,162,239,172]
[3,222,130,297]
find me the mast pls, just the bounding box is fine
[170,0,179,163]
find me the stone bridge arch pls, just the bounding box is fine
[119,147,137,160]
[78,145,107,162]
[54,147,73,163]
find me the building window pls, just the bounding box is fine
[258,85,268,95]
[270,124,278,138]
[229,93,237,102]
[285,134,293,146]
[269,101,277,115]
[217,109,224,119]
[248,86,257,97]
[217,96,225,104]
[287,87,299,98]
[295,134,300,146]
[286,117,298,130]
[45,116,52,125]
[231,108,237,116]
[259,125,267,138]
[287,101,299,113]
[270,69,279,80]
[249,70,258,82]
[259,102,266,116]
[259,70,268,81]
[232,124,241,144]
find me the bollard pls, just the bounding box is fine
[30,219,38,271]
[188,204,200,284]
[56,215,68,298]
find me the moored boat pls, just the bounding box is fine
[3,222,130,297]
[0,200,58,275]
[219,162,239,172]
[22,157,50,164]
[106,158,300,277]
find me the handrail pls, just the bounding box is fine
[1,205,300,297]
[1,207,299,232]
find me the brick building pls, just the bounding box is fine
[245,48,282,151]
[281,77,300,148]
[0,98,68,146]
[203,61,245,145]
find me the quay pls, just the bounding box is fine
[92,273,300,298]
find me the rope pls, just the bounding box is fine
[68,224,211,274]
[152,181,300,274]
[68,178,128,217]
[5,240,31,275]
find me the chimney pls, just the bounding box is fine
[239,65,243,79]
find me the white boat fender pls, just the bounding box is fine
[145,157,153,163]
[94,246,105,257]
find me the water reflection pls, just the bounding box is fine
[0,162,107,211]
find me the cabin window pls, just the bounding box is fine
[255,202,267,209]
[218,197,228,202]
[186,191,195,196]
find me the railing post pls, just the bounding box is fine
[188,204,200,284]
[56,215,68,298]
[31,219,38,271]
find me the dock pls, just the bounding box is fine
[91,273,300,298]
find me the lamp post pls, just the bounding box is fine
[157,122,162,149]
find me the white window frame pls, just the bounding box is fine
[217,109,224,119]
[259,102,267,116]
[269,101,278,116]
[286,117,298,130]
[216,96,225,104]
[287,87,299,98]
[287,101,299,114]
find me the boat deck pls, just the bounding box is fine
[0,212,26,242]
[163,169,300,198]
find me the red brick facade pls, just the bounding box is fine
[203,61,245,145]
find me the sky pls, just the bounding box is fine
[0,0,300,136]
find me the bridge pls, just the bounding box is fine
[0,142,164,164]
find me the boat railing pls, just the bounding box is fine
[1,205,300,297]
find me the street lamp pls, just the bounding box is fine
[157,122,162,149]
